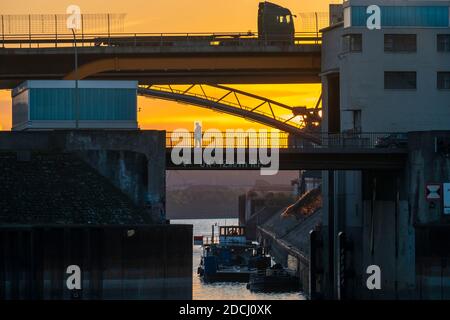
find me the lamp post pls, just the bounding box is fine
[71,28,79,129]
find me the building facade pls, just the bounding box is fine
[323,0,450,134]
[12,80,138,131]
[319,0,450,300]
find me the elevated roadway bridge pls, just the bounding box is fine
[0,32,321,89]
[0,131,408,171]
[165,132,408,171]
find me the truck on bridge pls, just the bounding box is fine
[93,2,301,47]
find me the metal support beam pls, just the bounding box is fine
[138,85,321,139]
[63,55,321,81]
[328,170,335,300]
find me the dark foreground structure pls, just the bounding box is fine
[0,225,192,300]
[314,131,450,300]
[0,131,193,300]
[252,131,450,300]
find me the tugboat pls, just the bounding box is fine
[197,226,270,283]
[247,263,301,293]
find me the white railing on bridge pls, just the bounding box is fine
[166,132,409,150]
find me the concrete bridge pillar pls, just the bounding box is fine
[64,131,167,224]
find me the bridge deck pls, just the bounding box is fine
[0,33,321,88]
[0,131,408,171]
[165,148,407,171]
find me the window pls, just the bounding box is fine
[384,34,417,52]
[438,72,450,90]
[437,35,450,52]
[352,110,362,133]
[277,15,292,24]
[343,34,362,52]
[385,72,417,90]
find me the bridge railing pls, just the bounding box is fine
[0,32,321,49]
[166,132,408,150]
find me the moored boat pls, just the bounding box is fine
[197,226,270,283]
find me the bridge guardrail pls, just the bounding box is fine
[0,32,321,49]
[166,132,409,150]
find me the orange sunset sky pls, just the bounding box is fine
[0,0,338,131]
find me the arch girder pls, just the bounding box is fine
[138,85,320,143]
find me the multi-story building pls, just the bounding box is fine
[323,0,450,134]
[319,0,450,300]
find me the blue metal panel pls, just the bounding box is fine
[29,89,74,120]
[351,6,367,27]
[29,88,137,121]
[351,6,449,27]
[78,89,137,121]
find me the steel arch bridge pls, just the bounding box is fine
[138,84,321,141]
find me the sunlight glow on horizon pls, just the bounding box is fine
[0,0,334,131]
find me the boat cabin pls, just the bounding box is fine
[219,226,247,245]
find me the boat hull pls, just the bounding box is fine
[247,273,300,293]
[202,272,252,283]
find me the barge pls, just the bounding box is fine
[197,226,270,283]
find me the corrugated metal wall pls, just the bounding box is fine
[351,6,449,27]
[0,225,192,300]
[29,88,137,121]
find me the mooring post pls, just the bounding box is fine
[309,230,318,300]
[337,231,346,300]
[328,170,335,299]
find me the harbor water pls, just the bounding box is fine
[172,218,306,300]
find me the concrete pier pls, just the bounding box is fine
[0,130,193,300]
[0,130,166,223]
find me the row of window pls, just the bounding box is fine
[385,72,450,90]
[276,15,292,24]
[343,34,450,53]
